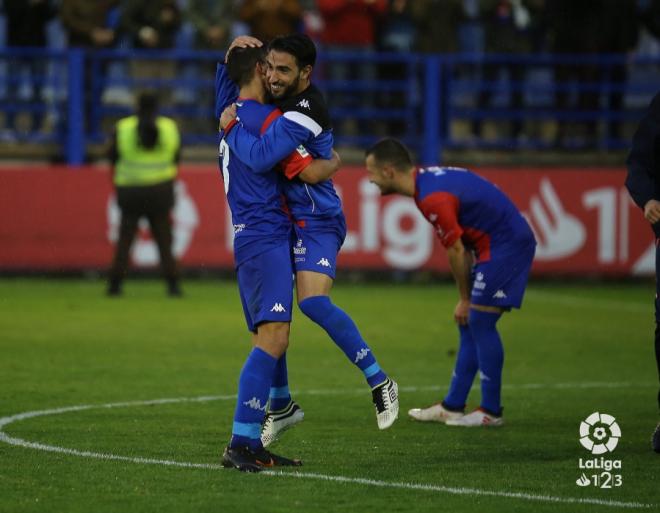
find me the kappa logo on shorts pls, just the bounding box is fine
[270,303,286,313]
[493,290,507,299]
[316,258,331,267]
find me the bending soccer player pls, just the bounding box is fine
[220,34,399,443]
[365,138,536,427]
[217,46,339,471]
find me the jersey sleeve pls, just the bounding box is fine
[223,114,314,174]
[214,63,238,119]
[279,145,313,179]
[259,108,313,179]
[417,191,463,248]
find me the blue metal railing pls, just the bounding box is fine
[0,48,658,165]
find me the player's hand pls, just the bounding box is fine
[644,199,660,224]
[225,36,263,63]
[219,103,237,130]
[453,299,470,326]
[330,150,342,172]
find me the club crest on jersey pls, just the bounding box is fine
[293,239,306,255]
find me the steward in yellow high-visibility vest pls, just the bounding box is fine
[107,91,182,297]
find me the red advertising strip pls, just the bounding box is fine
[0,165,653,275]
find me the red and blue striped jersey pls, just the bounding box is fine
[414,166,535,262]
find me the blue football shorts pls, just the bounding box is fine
[236,241,294,333]
[470,242,536,310]
[291,216,347,279]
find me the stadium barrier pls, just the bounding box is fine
[0,48,658,164]
[0,165,652,276]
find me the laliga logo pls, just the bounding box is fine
[107,181,199,266]
[579,412,621,455]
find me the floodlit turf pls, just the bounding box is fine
[0,278,658,513]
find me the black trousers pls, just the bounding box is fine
[108,180,178,287]
[655,238,660,410]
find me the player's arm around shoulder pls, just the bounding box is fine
[221,105,313,173]
[297,149,341,184]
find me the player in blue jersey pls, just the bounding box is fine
[218,46,340,472]
[219,34,399,442]
[365,138,536,427]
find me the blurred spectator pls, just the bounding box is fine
[411,0,464,54]
[376,0,415,136]
[547,0,638,147]
[238,0,303,43]
[186,0,234,51]
[595,0,639,142]
[60,0,119,49]
[410,0,466,141]
[185,0,236,129]
[2,0,57,134]
[121,0,182,50]
[317,0,387,135]
[472,0,543,143]
[120,0,182,103]
[60,0,120,134]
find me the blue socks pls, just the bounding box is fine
[299,295,387,388]
[469,309,504,415]
[230,347,277,450]
[269,353,292,411]
[443,324,479,410]
[443,310,504,415]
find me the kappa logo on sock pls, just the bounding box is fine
[316,258,331,267]
[270,303,286,313]
[479,371,491,382]
[243,397,267,412]
[354,347,371,363]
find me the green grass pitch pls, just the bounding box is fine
[0,278,658,513]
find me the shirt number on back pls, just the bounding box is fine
[219,139,230,193]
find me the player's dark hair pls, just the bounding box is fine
[268,33,316,69]
[226,45,267,88]
[136,90,159,149]
[365,138,413,172]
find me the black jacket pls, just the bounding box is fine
[626,91,660,235]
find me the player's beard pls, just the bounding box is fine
[270,74,300,100]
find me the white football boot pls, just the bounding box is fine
[372,378,399,430]
[445,408,504,427]
[408,402,465,423]
[260,401,305,447]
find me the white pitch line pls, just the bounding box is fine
[263,471,654,510]
[0,391,656,510]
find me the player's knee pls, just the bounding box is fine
[256,321,290,357]
[467,308,500,335]
[298,295,333,322]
